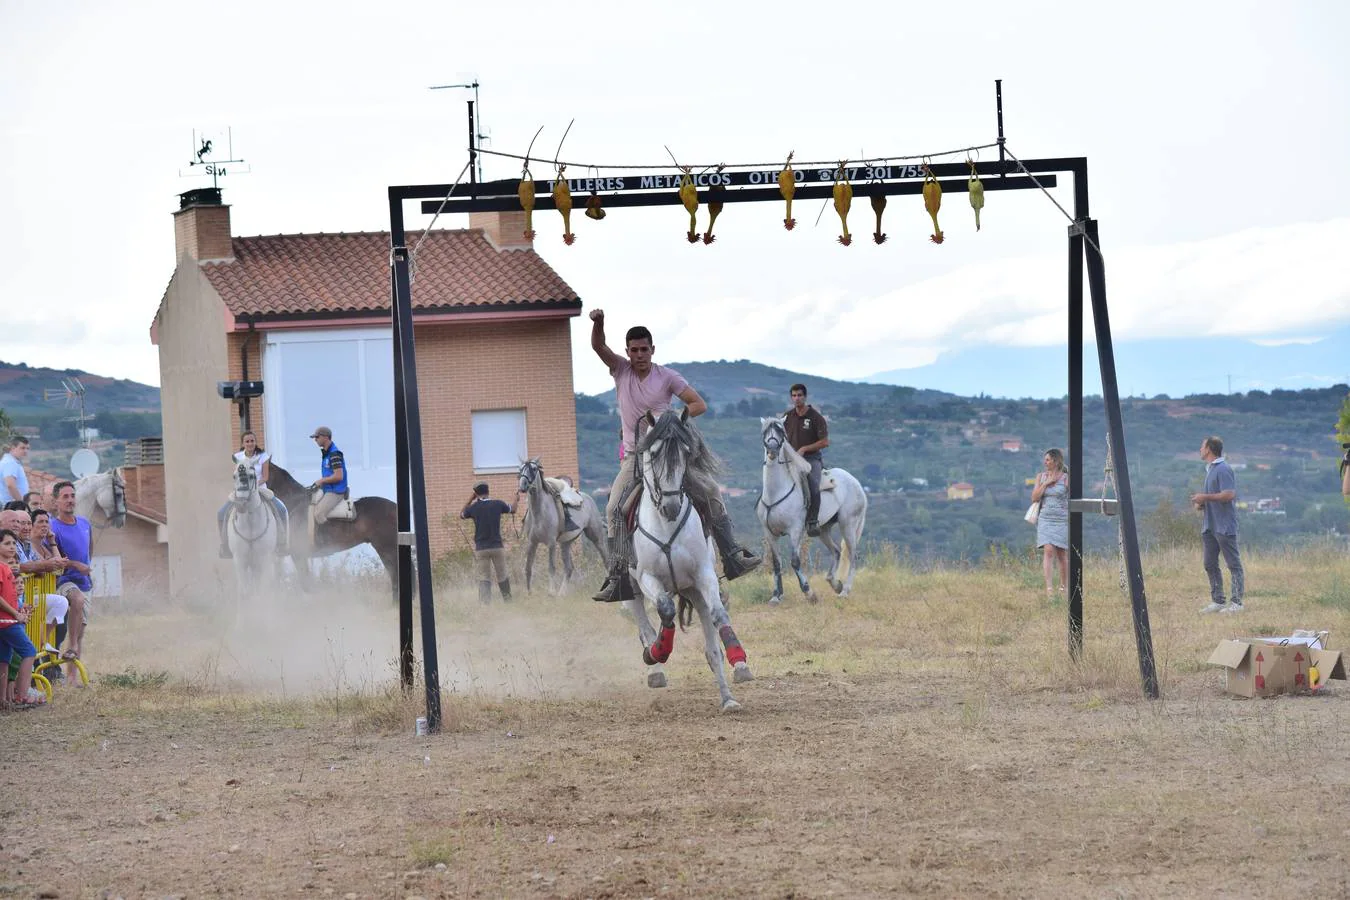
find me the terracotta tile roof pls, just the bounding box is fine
[199,229,579,319]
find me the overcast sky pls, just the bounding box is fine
[2,0,1347,397]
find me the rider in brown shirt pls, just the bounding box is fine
[783,383,830,535]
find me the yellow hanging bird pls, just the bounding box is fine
[968,161,985,232]
[778,152,797,231]
[518,167,536,240]
[553,166,575,245]
[923,166,944,244]
[679,170,699,243]
[833,163,853,246]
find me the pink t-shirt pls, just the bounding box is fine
[613,359,689,453]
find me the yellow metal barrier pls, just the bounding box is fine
[19,573,89,691]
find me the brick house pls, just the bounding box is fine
[151,188,582,601]
[26,447,168,599]
[947,482,975,501]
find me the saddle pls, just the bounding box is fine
[543,476,585,508]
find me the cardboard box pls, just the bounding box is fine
[1207,631,1346,698]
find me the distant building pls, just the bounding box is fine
[150,188,582,602]
[910,477,929,488]
[947,482,974,501]
[1000,439,1023,453]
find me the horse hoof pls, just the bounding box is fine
[647,671,668,689]
[720,698,742,713]
[831,580,844,595]
[768,595,782,607]
[806,590,819,605]
[732,662,754,684]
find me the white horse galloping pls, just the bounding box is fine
[517,457,609,593]
[226,462,277,589]
[625,410,753,711]
[756,417,868,604]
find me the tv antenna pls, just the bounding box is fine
[429,79,488,183]
[44,377,92,447]
[180,127,250,190]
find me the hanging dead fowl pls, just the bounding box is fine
[779,152,797,230]
[923,166,944,244]
[968,161,984,231]
[518,166,537,240]
[703,167,725,244]
[833,163,853,246]
[679,169,699,243]
[869,181,888,245]
[553,166,575,244]
[585,188,606,221]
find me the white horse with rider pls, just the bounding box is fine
[516,456,608,593]
[216,431,288,561]
[622,410,753,711]
[224,460,279,590]
[757,417,868,603]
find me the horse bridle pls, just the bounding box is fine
[228,465,273,545]
[518,460,541,494]
[757,420,799,515]
[638,437,689,523]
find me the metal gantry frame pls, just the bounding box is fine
[387,112,1160,732]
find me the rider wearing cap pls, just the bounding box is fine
[308,426,348,526]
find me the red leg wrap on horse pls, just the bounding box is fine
[647,626,675,664]
[720,625,747,665]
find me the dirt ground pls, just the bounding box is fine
[3,551,1350,898]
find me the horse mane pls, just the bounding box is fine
[639,411,724,480]
[266,462,309,509]
[765,419,812,478]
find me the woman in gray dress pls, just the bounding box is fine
[1031,448,1069,596]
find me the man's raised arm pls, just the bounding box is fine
[590,309,622,372]
[677,385,708,418]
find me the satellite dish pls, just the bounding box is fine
[70,448,101,479]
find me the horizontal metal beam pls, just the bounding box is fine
[392,156,1084,203]
[421,174,1055,215]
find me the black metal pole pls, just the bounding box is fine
[388,188,444,727]
[389,230,414,690]
[467,101,477,187]
[995,79,1006,174]
[1068,162,1087,660]
[1082,217,1159,699]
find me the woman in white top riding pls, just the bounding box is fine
[218,431,290,558]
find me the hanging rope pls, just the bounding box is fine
[408,160,472,282]
[1103,432,1126,589]
[475,142,1001,173]
[1001,143,1104,259]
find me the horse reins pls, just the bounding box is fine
[633,434,698,593]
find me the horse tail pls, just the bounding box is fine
[677,595,694,631]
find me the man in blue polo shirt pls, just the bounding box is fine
[1193,435,1244,614]
[49,480,94,670]
[1,436,30,504]
[308,426,348,527]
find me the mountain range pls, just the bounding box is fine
[861,325,1350,400]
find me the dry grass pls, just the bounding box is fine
[2,547,1349,898]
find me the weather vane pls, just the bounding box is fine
[181,127,250,190]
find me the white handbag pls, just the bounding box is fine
[1024,502,1041,525]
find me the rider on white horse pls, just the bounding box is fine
[784,383,830,536]
[588,309,761,602]
[217,431,288,558]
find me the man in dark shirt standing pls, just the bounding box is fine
[461,482,519,604]
[784,383,830,536]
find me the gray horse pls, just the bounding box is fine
[517,457,608,593]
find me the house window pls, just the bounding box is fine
[472,409,527,473]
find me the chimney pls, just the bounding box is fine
[470,210,534,250]
[173,188,234,261]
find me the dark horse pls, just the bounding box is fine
[268,462,399,595]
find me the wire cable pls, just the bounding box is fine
[1001,143,1104,258]
[409,160,472,281]
[475,142,1001,172]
